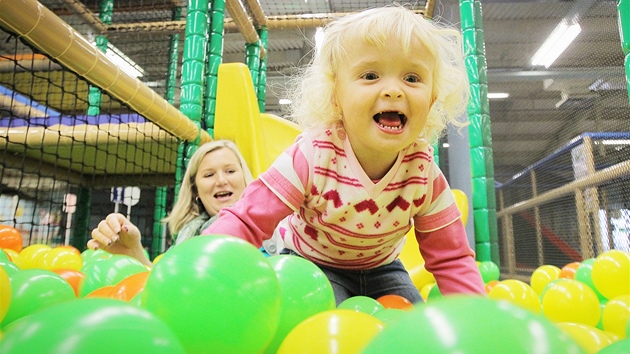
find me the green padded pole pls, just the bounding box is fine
[203,0,226,136]
[245,41,261,98]
[257,27,268,112]
[432,142,440,166]
[87,0,112,116]
[460,0,498,263]
[172,0,210,242]
[151,6,182,258]
[618,0,630,102]
[180,0,208,126]
[178,0,208,186]
[70,188,91,250]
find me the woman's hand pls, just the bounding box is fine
[88,213,152,267]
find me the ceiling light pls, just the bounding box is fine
[103,43,145,78]
[531,21,581,68]
[589,79,613,92]
[488,92,509,99]
[600,140,630,145]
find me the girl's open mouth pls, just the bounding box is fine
[374,111,406,131]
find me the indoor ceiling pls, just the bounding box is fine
[2,0,628,186]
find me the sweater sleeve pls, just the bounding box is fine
[415,219,485,295]
[202,179,294,248]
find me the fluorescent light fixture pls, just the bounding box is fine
[589,79,613,92]
[600,140,630,145]
[279,98,292,105]
[144,81,163,88]
[104,43,145,78]
[488,92,509,99]
[531,21,581,68]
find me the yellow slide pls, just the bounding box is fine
[214,63,301,178]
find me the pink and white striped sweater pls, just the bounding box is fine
[204,125,485,295]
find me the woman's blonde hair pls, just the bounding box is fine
[288,5,469,144]
[163,140,253,234]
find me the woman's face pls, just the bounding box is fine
[194,147,247,216]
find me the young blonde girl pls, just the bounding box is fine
[204,6,485,304]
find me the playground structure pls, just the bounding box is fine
[0,0,628,283]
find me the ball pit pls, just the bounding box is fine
[0,242,628,353]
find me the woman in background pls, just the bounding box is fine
[88,140,265,267]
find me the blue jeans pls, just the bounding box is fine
[280,249,422,306]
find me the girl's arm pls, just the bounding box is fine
[204,138,309,248]
[202,178,294,248]
[415,219,485,295]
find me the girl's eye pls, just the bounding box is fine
[404,74,421,83]
[362,72,379,80]
[226,169,237,174]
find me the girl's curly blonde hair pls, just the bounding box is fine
[288,5,469,144]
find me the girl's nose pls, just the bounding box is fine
[382,82,403,99]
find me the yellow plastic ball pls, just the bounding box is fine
[40,247,83,270]
[530,265,561,296]
[2,248,21,269]
[592,250,630,300]
[555,322,615,354]
[488,279,541,315]
[420,283,435,302]
[277,309,384,354]
[19,244,51,269]
[0,266,10,323]
[152,253,165,265]
[408,263,435,291]
[542,279,601,326]
[602,294,630,338]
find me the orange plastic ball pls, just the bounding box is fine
[485,280,500,294]
[109,271,150,301]
[84,285,116,299]
[559,262,580,279]
[376,294,414,311]
[0,225,22,253]
[52,268,85,297]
